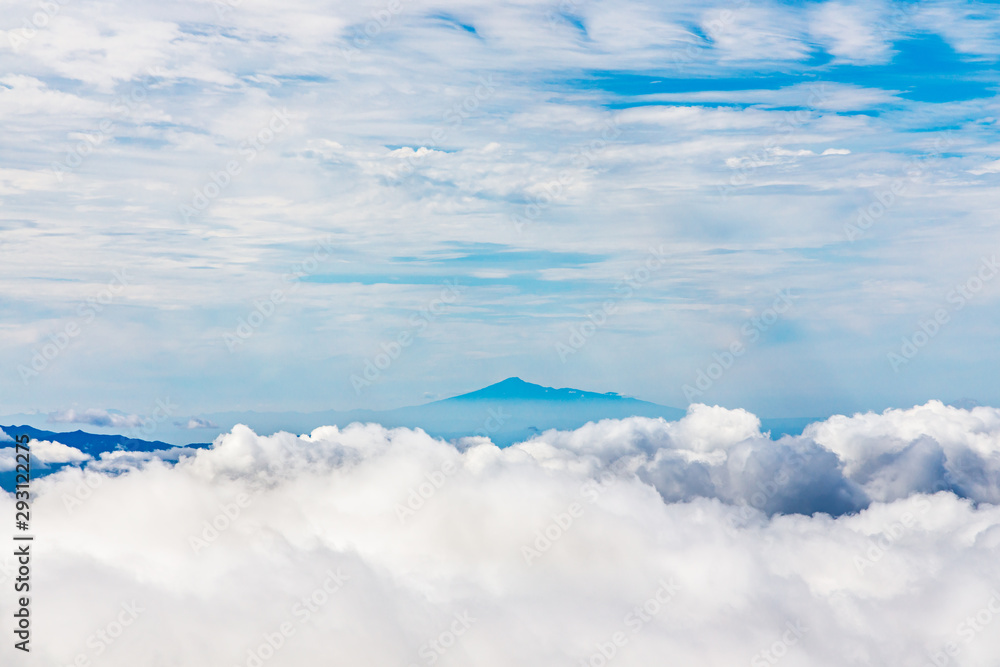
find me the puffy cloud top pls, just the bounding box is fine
[0,438,90,471]
[2,403,999,665]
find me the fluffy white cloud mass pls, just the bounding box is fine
[2,402,999,666]
[0,438,90,471]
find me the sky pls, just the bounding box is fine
[2,0,1000,426]
[2,6,1000,661]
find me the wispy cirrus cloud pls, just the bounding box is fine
[0,0,998,417]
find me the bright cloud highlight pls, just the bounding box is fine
[2,403,999,665]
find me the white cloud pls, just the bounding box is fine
[914,2,1000,58]
[2,403,999,664]
[809,2,894,64]
[0,166,62,195]
[627,83,902,111]
[584,5,689,53]
[7,15,182,91]
[0,438,90,470]
[180,417,219,430]
[0,75,107,118]
[48,408,145,429]
[968,159,1000,175]
[701,7,812,63]
[804,400,1000,504]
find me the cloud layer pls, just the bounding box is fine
[2,402,999,665]
[0,437,91,472]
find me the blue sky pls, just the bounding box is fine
[1,0,999,427]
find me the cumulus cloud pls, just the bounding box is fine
[0,439,90,471]
[1,403,999,665]
[804,400,1000,505]
[179,417,219,430]
[48,408,145,429]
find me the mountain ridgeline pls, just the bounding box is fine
[2,378,824,491]
[421,377,688,444]
[186,377,689,447]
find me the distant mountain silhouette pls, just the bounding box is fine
[1,425,175,456]
[2,379,818,491]
[446,377,634,403]
[344,377,687,445]
[184,378,687,447]
[0,425,208,491]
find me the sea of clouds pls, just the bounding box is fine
[2,401,1000,666]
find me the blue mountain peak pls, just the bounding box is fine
[447,377,633,403]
